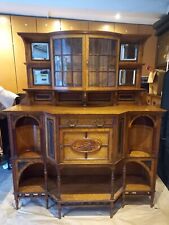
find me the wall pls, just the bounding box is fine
[0,15,157,93]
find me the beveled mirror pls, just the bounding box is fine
[118,69,136,86]
[120,43,138,61]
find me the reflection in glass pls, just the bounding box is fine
[119,69,136,86]
[63,56,71,71]
[55,56,62,71]
[31,43,49,60]
[120,44,138,61]
[88,38,117,87]
[55,72,62,86]
[33,69,50,85]
[54,39,61,55]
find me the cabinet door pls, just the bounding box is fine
[87,36,119,89]
[60,128,113,164]
[45,115,57,162]
[52,35,84,90]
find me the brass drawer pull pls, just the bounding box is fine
[95,119,105,127]
[67,119,78,127]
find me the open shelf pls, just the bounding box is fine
[18,163,45,193]
[15,116,41,158]
[48,174,123,202]
[18,151,41,159]
[125,175,151,192]
[19,177,45,193]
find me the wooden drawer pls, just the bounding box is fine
[60,115,113,128]
[60,128,113,164]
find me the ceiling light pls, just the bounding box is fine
[115,13,121,20]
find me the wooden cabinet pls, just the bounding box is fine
[5,30,165,219]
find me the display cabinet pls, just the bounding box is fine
[5,30,165,218]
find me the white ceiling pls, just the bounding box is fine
[0,0,169,24]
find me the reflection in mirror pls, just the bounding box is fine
[33,69,51,85]
[31,43,49,60]
[119,69,136,86]
[120,44,138,61]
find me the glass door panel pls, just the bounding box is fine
[88,38,117,87]
[53,37,82,88]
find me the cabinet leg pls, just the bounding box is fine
[122,193,125,208]
[14,194,19,210]
[58,201,62,219]
[45,194,49,209]
[110,201,114,218]
[150,192,155,208]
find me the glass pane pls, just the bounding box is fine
[89,38,116,55]
[73,56,82,71]
[120,44,138,61]
[72,38,82,55]
[55,72,62,86]
[108,56,116,71]
[54,39,61,55]
[31,43,49,60]
[63,55,71,71]
[99,56,108,71]
[119,69,136,86]
[62,39,71,54]
[108,72,116,86]
[63,71,73,86]
[54,56,62,71]
[99,72,108,86]
[89,72,98,86]
[89,56,97,71]
[73,72,82,86]
[47,119,55,160]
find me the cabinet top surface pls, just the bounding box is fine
[4,104,165,115]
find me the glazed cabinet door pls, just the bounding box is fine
[44,114,57,162]
[86,35,119,90]
[51,34,85,90]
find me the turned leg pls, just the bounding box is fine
[45,194,49,209]
[122,192,125,208]
[110,201,114,218]
[14,194,19,209]
[58,201,62,219]
[150,192,155,208]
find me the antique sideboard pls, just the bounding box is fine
[5,30,165,218]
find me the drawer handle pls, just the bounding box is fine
[95,120,105,127]
[67,120,78,127]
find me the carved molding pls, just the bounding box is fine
[71,138,102,153]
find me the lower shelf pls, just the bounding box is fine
[125,175,151,192]
[19,177,45,193]
[48,175,123,202]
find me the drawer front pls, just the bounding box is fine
[60,115,113,128]
[60,128,113,164]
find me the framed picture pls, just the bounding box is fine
[31,43,49,60]
[32,69,51,85]
[120,43,138,61]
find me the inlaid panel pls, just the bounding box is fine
[60,128,112,163]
